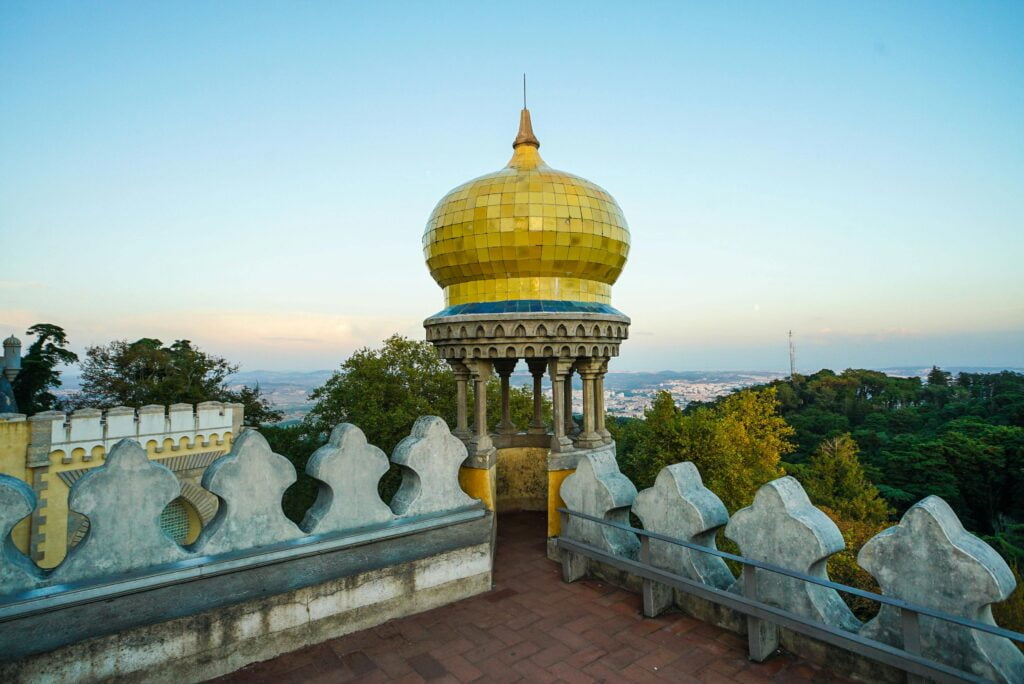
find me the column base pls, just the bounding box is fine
[549,435,574,453]
[575,434,603,449]
[463,446,497,470]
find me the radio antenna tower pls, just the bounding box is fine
[788,330,797,379]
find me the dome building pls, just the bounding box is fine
[423,105,631,537]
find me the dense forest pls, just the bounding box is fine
[771,367,1024,562]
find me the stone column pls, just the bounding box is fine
[495,359,517,436]
[448,360,471,441]
[576,358,603,449]
[464,360,494,457]
[526,359,547,435]
[548,359,575,453]
[564,366,577,437]
[597,358,611,443]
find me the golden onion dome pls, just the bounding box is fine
[423,109,630,309]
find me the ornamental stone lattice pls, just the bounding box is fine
[193,429,302,556]
[302,424,395,534]
[53,439,187,584]
[390,416,477,517]
[0,474,43,594]
[858,495,1024,683]
[632,462,733,590]
[559,448,639,582]
[725,476,860,633]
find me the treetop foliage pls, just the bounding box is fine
[77,337,280,426]
[11,324,79,415]
[613,386,792,513]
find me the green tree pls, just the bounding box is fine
[927,365,951,387]
[77,337,280,425]
[618,387,793,513]
[305,335,458,454]
[234,384,284,427]
[11,323,79,415]
[801,433,890,525]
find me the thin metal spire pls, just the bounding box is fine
[523,73,527,109]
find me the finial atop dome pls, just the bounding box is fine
[513,74,540,149]
[513,109,540,149]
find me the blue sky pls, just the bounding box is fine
[1,2,1022,372]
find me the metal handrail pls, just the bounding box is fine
[557,507,1024,646]
[556,536,984,684]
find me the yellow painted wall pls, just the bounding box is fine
[458,465,496,511]
[0,420,31,553]
[547,469,575,537]
[495,447,548,512]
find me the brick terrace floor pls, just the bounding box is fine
[217,512,849,683]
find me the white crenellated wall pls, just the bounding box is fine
[39,402,242,464]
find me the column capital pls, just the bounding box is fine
[494,359,517,377]
[463,359,493,381]
[526,358,548,378]
[576,357,606,377]
[447,358,470,379]
[547,358,576,378]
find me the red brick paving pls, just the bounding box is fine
[216,512,849,683]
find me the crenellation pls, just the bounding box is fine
[196,401,226,429]
[68,408,103,444]
[103,406,137,440]
[138,404,167,434]
[35,404,236,466]
[168,403,195,433]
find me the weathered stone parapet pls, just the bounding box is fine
[632,462,732,591]
[1,416,483,595]
[1,513,492,683]
[0,475,43,594]
[0,416,492,680]
[859,495,1024,683]
[558,449,639,579]
[302,424,395,535]
[392,416,477,517]
[555,462,1023,681]
[52,440,187,584]
[725,476,860,633]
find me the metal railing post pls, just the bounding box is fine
[559,510,587,582]
[743,564,779,662]
[640,536,671,617]
[901,607,927,684]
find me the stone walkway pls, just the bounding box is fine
[217,512,846,683]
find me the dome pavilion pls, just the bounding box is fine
[422,105,631,535]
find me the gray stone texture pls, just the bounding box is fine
[0,516,493,682]
[858,495,1024,683]
[193,429,302,556]
[632,462,734,589]
[301,424,395,534]
[390,416,476,517]
[559,449,639,559]
[725,476,859,632]
[0,474,43,594]
[52,440,187,584]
